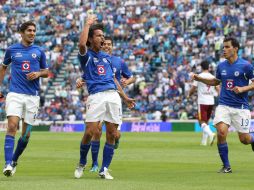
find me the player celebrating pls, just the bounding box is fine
[77,36,135,172]
[188,60,218,146]
[74,15,135,180]
[192,37,254,173]
[0,21,49,177]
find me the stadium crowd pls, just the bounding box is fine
[1,0,254,121]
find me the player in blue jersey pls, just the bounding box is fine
[0,21,49,177]
[74,14,135,180]
[192,37,254,173]
[77,36,135,172]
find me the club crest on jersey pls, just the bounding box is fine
[234,71,239,77]
[22,61,30,72]
[97,65,106,75]
[32,53,37,58]
[226,79,234,90]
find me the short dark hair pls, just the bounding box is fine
[104,36,113,46]
[86,23,104,47]
[223,37,240,51]
[200,60,209,70]
[18,21,36,32]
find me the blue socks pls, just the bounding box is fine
[218,143,230,167]
[99,143,114,173]
[12,137,29,162]
[79,142,91,165]
[91,141,100,167]
[4,135,15,165]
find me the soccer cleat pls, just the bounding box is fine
[3,164,13,177]
[74,164,85,179]
[200,142,207,146]
[217,166,232,173]
[99,167,114,180]
[209,133,216,146]
[114,139,120,149]
[90,165,99,172]
[11,161,18,176]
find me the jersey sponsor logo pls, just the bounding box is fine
[221,70,227,76]
[226,79,234,90]
[22,61,30,72]
[234,71,239,77]
[93,58,99,62]
[97,65,106,75]
[32,53,37,58]
[15,52,22,57]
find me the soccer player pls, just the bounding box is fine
[0,21,49,177]
[192,37,254,173]
[77,36,135,172]
[188,60,218,146]
[74,14,135,180]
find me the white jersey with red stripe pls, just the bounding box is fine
[193,72,216,105]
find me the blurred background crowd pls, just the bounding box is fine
[1,0,254,122]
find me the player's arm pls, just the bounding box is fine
[187,85,197,98]
[232,80,254,94]
[192,74,220,86]
[26,69,49,80]
[121,76,136,88]
[76,77,85,89]
[114,77,135,109]
[79,14,97,55]
[0,64,8,98]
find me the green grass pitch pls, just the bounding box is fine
[0,132,253,190]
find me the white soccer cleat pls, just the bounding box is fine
[209,133,216,146]
[3,164,13,177]
[11,161,18,176]
[99,167,114,180]
[74,164,85,179]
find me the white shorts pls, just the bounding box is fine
[213,105,251,133]
[86,90,122,125]
[5,92,40,125]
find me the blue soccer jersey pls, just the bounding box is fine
[78,49,116,94]
[111,55,133,83]
[2,43,48,96]
[216,58,254,109]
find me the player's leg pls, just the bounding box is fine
[232,109,254,149]
[99,121,117,180]
[90,121,103,172]
[114,127,121,149]
[214,105,232,173]
[206,105,216,146]
[3,93,23,177]
[11,120,32,175]
[99,91,121,179]
[3,116,19,177]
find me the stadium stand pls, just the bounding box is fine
[1,0,254,121]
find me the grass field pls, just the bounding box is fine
[0,132,253,190]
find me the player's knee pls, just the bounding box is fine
[7,122,18,134]
[217,130,227,138]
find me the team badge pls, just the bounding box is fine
[93,58,99,62]
[234,71,239,77]
[32,53,37,58]
[22,61,30,72]
[97,65,106,75]
[226,79,234,90]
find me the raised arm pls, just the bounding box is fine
[79,14,97,55]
